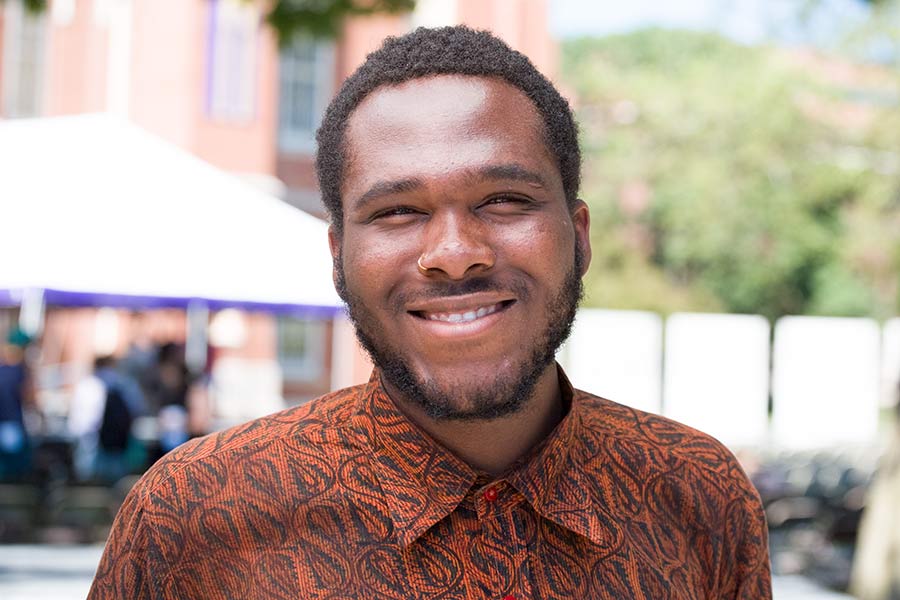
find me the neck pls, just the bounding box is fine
[383,364,564,476]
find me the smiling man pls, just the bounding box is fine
[89,27,771,599]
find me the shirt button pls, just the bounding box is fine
[483,486,499,502]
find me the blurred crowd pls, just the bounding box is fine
[0,326,213,486]
[0,322,220,544]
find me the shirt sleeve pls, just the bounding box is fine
[87,485,154,600]
[720,489,773,600]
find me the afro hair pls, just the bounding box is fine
[315,25,581,234]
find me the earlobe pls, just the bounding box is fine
[572,200,592,276]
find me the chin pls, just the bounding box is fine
[388,354,553,422]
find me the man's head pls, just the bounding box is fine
[318,27,590,421]
[316,26,581,237]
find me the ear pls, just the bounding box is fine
[572,200,592,277]
[328,225,341,290]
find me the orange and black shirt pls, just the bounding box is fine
[88,369,772,599]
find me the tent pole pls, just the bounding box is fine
[18,288,45,338]
[185,300,209,376]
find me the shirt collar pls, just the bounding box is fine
[354,371,477,548]
[354,367,614,549]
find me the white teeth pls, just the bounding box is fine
[425,303,502,323]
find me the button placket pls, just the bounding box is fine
[474,484,534,600]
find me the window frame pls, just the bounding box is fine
[205,0,260,123]
[1,0,48,118]
[277,35,335,154]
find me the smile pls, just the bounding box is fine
[422,302,505,323]
[408,295,517,327]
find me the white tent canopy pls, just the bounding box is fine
[0,114,341,316]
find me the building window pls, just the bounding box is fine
[1,0,48,118]
[277,317,327,382]
[206,0,259,122]
[278,36,334,153]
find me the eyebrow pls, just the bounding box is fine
[475,163,547,188]
[350,163,548,212]
[352,178,425,212]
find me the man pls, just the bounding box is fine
[89,26,771,599]
[851,389,900,599]
[70,355,146,482]
[0,329,32,480]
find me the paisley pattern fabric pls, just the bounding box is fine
[88,369,771,599]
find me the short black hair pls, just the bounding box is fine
[315,25,581,235]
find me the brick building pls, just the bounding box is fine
[0,0,556,416]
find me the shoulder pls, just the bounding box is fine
[574,388,762,508]
[573,391,772,595]
[93,384,370,584]
[131,383,367,502]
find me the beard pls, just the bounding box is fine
[335,245,585,422]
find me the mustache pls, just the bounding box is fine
[394,275,529,307]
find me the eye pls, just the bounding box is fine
[370,206,422,222]
[479,195,533,210]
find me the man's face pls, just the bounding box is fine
[331,75,591,421]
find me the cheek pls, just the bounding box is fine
[497,218,575,271]
[342,234,417,291]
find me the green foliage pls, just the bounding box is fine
[0,0,47,13]
[266,0,415,45]
[563,29,900,319]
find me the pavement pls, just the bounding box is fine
[0,544,855,599]
[0,545,103,600]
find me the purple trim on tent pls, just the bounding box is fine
[2,288,342,317]
[0,289,20,308]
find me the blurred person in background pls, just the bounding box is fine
[146,342,190,453]
[850,378,900,600]
[0,329,33,480]
[69,355,146,482]
[119,311,161,412]
[146,343,188,410]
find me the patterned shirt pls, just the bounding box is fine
[88,369,772,599]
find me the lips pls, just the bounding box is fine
[420,302,505,323]
[407,294,516,327]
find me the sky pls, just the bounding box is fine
[548,0,871,46]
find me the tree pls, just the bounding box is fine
[563,29,900,319]
[266,0,415,45]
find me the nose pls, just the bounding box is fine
[417,212,495,279]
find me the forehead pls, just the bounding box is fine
[341,75,558,201]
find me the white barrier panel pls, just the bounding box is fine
[560,309,663,414]
[662,313,770,448]
[882,318,900,408]
[772,316,881,449]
